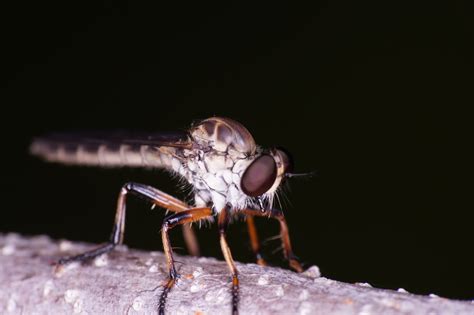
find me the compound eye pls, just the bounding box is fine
[241,155,277,197]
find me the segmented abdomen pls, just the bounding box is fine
[30,136,176,169]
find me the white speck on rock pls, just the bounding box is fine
[7,297,16,312]
[59,240,73,251]
[198,257,213,263]
[274,285,284,297]
[298,289,309,301]
[73,299,83,314]
[54,262,79,278]
[303,265,321,279]
[53,265,65,277]
[359,304,373,315]
[2,244,15,256]
[94,254,108,267]
[190,282,203,293]
[257,275,270,285]
[132,297,144,311]
[193,267,203,278]
[356,282,372,287]
[298,301,313,315]
[397,288,409,293]
[43,280,55,297]
[64,289,81,303]
[429,294,439,298]
[150,251,161,257]
[205,288,226,303]
[316,277,335,285]
[145,258,154,266]
[148,264,159,273]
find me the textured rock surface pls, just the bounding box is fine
[1,233,473,315]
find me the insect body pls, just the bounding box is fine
[31,117,303,314]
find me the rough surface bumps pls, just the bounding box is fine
[1,234,473,315]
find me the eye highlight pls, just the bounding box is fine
[240,155,277,197]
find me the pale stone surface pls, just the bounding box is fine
[1,233,473,315]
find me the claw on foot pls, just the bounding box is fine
[159,274,180,315]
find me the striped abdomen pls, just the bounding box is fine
[29,132,189,169]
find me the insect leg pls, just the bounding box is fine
[218,207,239,315]
[242,208,303,273]
[159,207,213,315]
[246,216,267,266]
[182,224,200,256]
[57,182,195,265]
[125,182,201,256]
[127,182,201,256]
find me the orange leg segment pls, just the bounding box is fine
[246,216,267,266]
[159,207,213,314]
[242,208,303,273]
[56,182,200,265]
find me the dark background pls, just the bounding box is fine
[2,1,473,300]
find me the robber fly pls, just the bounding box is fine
[30,117,304,315]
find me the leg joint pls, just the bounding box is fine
[162,220,171,231]
[162,215,182,230]
[122,182,134,192]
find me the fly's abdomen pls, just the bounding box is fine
[30,137,176,169]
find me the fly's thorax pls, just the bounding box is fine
[190,117,257,155]
[180,147,256,211]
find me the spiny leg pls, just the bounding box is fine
[242,208,303,273]
[246,216,267,266]
[139,185,200,256]
[218,207,239,315]
[57,182,195,265]
[159,207,213,315]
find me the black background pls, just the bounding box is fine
[2,1,473,300]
